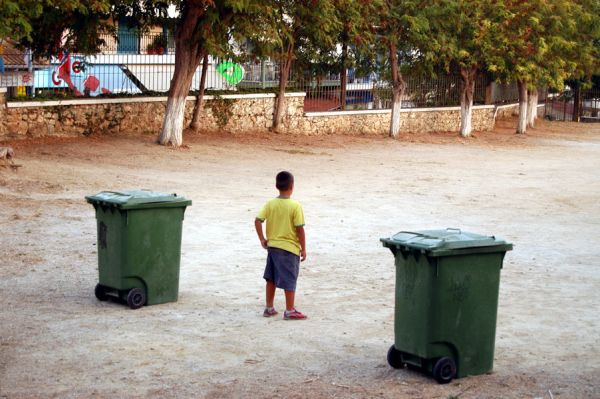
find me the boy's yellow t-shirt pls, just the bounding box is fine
[256,197,305,256]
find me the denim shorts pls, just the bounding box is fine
[263,247,300,291]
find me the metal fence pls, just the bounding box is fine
[1,33,521,112]
[299,73,491,112]
[544,87,600,122]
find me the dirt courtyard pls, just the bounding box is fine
[1,119,599,398]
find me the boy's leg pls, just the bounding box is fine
[263,250,278,316]
[266,280,276,308]
[268,248,305,319]
[284,289,295,311]
[284,290,306,319]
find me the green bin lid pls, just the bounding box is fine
[380,228,512,256]
[85,190,192,210]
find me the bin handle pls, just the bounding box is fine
[393,231,438,241]
[395,231,433,238]
[97,190,133,197]
[446,227,461,234]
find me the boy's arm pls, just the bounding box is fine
[255,218,268,249]
[296,226,306,261]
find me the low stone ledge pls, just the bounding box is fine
[0,94,514,139]
[1,93,306,139]
[6,92,306,109]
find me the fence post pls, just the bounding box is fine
[485,81,493,105]
[572,85,581,122]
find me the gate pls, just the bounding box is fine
[545,87,600,122]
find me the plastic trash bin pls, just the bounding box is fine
[380,228,512,383]
[86,190,192,309]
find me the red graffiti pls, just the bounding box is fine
[53,51,82,96]
[51,71,61,86]
[84,75,100,92]
[72,61,83,74]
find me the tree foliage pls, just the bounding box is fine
[569,0,600,80]
[244,0,339,130]
[424,0,506,136]
[3,0,600,143]
[376,0,432,137]
[0,0,43,42]
[3,0,115,55]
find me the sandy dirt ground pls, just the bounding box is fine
[1,119,599,398]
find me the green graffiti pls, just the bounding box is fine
[216,62,244,85]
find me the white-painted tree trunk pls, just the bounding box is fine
[459,66,477,137]
[390,97,402,138]
[159,96,187,146]
[460,100,473,137]
[527,88,538,128]
[157,3,205,146]
[517,80,528,134]
[388,41,404,138]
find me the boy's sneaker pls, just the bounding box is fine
[263,307,278,317]
[284,309,307,320]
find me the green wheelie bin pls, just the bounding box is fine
[86,190,192,309]
[380,228,512,383]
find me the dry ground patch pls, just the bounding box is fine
[1,119,599,398]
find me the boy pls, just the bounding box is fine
[254,171,307,320]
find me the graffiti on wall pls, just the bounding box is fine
[50,51,112,96]
[34,55,246,96]
[216,62,245,86]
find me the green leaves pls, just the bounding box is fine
[3,0,598,90]
[419,0,599,89]
[0,0,43,41]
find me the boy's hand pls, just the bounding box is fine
[255,219,268,249]
[300,249,307,262]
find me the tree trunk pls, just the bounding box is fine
[516,80,528,134]
[572,84,581,122]
[340,41,348,111]
[389,42,405,138]
[159,4,206,146]
[527,87,538,128]
[459,66,477,137]
[272,44,293,132]
[190,52,209,131]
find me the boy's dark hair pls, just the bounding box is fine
[276,171,294,191]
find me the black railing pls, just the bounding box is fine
[545,87,600,122]
[1,33,523,112]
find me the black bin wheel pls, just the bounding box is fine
[432,357,457,384]
[95,284,108,301]
[387,345,406,369]
[126,288,146,309]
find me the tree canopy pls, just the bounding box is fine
[3,0,600,144]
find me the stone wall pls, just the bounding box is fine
[0,92,519,140]
[494,103,545,121]
[495,103,520,120]
[0,94,304,139]
[300,106,496,136]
